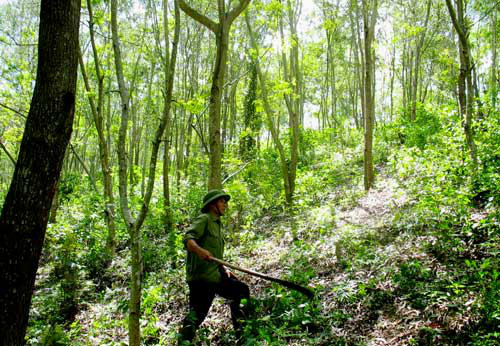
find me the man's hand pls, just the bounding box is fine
[222,268,238,279]
[196,248,213,261]
[186,239,213,261]
[226,270,238,279]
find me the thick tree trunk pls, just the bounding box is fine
[0,1,81,344]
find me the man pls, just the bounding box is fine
[179,189,250,345]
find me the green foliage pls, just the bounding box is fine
[39,324,71,346]
[473,110,500,207]
[241,286,325,344]
[393,260,434,309]
[240,61,261,161]
[383,104,442,150]
[386,104,500,344]
[58,173,81,202]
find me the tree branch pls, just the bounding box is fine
[0,102,27,119]
[0,137,16,166]
[228,0,252,25]
[69,143,99,193]
[445,0,467,48]
[222,160,252,184]
[178,0,218,33]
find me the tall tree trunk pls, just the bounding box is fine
[80,0,116,255]
[350,0,365,130]
[278,0,301,206]
[390,43,395,122]
[179,0,251,190]
[362,0,378,191]
[111,1,180,344]
[246,13,294,206]
[491,6,497,109]
[410,0,431,121]
[445,0,478,166]
[162,0,180,234]
[0,1,81,344]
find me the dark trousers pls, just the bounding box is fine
[179,274,250,344]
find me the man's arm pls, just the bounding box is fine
[186,239,212,261]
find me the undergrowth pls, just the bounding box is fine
[25,106,499,345]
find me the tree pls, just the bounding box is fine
[361,0,378,190]
[179,0,251,189]
[245,12,297,207]
[0,0,81,344]
[110,0,180,344]
[410,0,432,121]
[278,0,301,204]
[79,0,117,256]
[240,60,259,160]
[445,0,478,166]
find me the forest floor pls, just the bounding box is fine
[67,166,457,345]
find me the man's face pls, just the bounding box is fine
[215,197,228,215]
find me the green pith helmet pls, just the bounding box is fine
[201,189,231,212]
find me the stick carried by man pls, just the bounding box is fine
[210,257,314,299]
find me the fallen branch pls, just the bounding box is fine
[222,160,253,184]
[210,257,314,299]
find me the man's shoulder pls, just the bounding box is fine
[192,213,210,225]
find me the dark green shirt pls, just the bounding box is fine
[183,212,225,283]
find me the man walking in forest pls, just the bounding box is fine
[178,190,250,345]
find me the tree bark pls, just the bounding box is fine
[491,6,497,109]
[0,0,81,344]
[179,0,251,189]
[362,0,378,191]
[445,0,478,166]
[161,0,180,234]
[410,0,431,121]
[80,0,117,255]
[278,0,301,206]
[111,0,180,344]
[246,13,294,206]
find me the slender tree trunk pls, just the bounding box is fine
[362,0,378,191]
[80,0,117,255]
[491,6,497,109]
[246,13,294,206]
[278,0,301,206]
[410,0,431,121]
[111,1,180,343]
[350,1,365,130]
[390,43,395,122]
[162,0,180,234]
[0,1,81,343]
[445,0,478,166]
[179,0,251,190]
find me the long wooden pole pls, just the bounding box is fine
[210,257,314,298]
